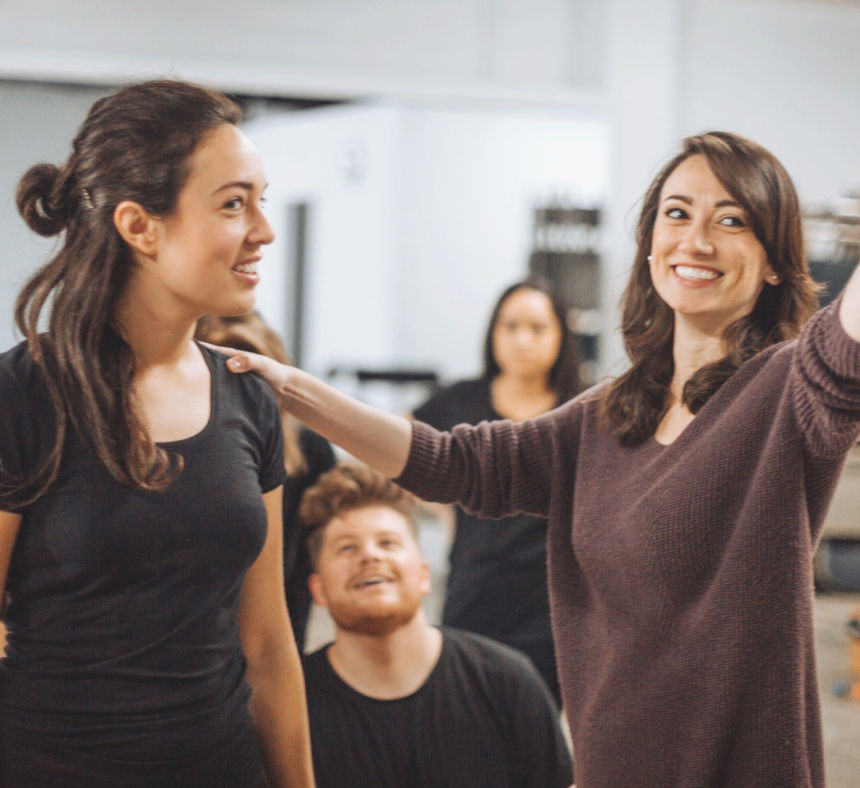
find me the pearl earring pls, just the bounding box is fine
[771,274,779,282]
[647,255,653,262]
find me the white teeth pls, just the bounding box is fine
[675,265,719,281]
[233,262,258,274]
[357,576,388,588]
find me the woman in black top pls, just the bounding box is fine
[412,278,580,703]
[0,81,313,788]
[196,312,337,652]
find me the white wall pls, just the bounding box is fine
[245,104,609,381]
[0,0,606,98]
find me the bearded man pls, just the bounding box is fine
[298,464,573,788]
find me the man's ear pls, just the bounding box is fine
[113,200,160,257]
[308,572,328,608]
[419,559,432,597]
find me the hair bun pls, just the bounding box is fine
[16,163,69,237]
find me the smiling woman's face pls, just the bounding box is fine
[649,154,777,328]
[147,123,274,318]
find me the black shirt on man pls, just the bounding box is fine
[302,627,573,788]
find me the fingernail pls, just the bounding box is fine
[228,358,242,370]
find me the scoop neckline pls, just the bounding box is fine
[155,342,218,449]
[323,627,445,704]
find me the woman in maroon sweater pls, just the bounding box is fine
[220,132,860,788]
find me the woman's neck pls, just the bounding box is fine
[114,276,198,369]
[670,313,729,402]
[490,373,556,421]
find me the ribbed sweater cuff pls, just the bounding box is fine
[819,295,860,381]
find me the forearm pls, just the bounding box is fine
[280,368,412,478]
[839,261,860,342]
[247,646,315,788]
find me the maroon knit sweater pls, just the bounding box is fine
[397,301,860,788]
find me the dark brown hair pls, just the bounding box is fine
[482,277,581,402]
[299,464,419,570]
[12,80,242,505]
[601,131,820,447]
[195,312,307,475]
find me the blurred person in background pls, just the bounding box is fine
[0,81,313,788]
[218,131,860,788]
[196,312,336,652]
[412,278,581,704]
[298,464,573,788]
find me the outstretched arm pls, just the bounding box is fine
[213,345,573,519]
[218,349,412,478]
[840,261,860,342]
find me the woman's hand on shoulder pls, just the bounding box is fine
[201,342,297,407]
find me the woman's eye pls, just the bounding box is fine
[666,207,687,220]
[719,215,745,227]
[223,197,244,210]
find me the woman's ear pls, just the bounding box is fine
[113,201,160,257]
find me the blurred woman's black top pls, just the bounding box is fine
[0,343,286,762]
[413,379,562,703]
[282,429,336,652]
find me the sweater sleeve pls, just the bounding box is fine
[395,398,582,519]
[792,297,860,459]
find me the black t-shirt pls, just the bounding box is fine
[0,342,286,760]
[302,628,573,788]
[282,428,336,651]
[413,380,554,645]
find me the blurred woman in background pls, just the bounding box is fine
[196,313,336,652]
[412,278,580,703]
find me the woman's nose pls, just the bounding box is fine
[251,207,276,246]
[679,221,715,255]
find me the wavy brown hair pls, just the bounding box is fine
[602,131,820,447]
[11,80,242,505]
[195,312,307,475]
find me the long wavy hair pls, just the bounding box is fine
[195,312,307,476]
[481,277,582,403]
[601,131,820,447]
[12,80,242,505]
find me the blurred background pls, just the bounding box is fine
[1,0,859,783]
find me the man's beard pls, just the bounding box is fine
[328,597,422,637]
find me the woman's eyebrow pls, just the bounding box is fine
[210,181,269,196]
[662,195,742,209]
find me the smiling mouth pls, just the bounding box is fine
[353,575,393,590]
[672,264,722,282]
[232,261,259,274]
